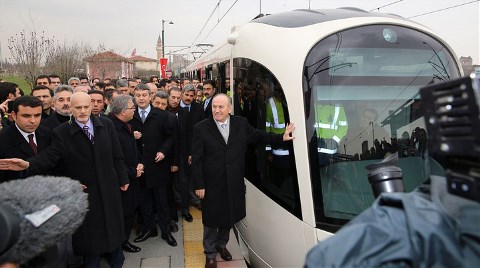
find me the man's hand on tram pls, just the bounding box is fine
[283,123,295,141]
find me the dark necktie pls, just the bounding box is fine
[141,110,146,123]
[28,134,37,154]
[83,125,94,144]
[126,123,132,135]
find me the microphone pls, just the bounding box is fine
[0,176,88,265]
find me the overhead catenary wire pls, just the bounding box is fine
[408,0,479,18]
[369,0,404,12]
[200,0,240,44]
[190,0,223,47]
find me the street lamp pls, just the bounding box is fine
[162,19,174,58]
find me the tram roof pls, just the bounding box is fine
[251,8,409,28]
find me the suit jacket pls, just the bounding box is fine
[191,115,284,228]
[27,116,129,255]
[203,97,213,118]
[0,124,52,182]
[129,105,174,188]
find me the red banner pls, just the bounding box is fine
[160,58,168,78]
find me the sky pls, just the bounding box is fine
[0,0,479,64]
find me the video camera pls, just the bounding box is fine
[420,74,480,202]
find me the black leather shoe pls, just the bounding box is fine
[205,257,217,268]
[170,221,179,233]
[215,245,232,261]
[161,233,177,247]
[122,241,141,253]
[183,212,193,222]
[133,229,158,243]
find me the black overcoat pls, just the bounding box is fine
[42,111,70,131]
[170,107,191,167]
[27,116,129,255]
[192,115,283,228]
[189,101,206,128]
[0,124,52,182]
[129,106,174,188]
[109,115,141,216]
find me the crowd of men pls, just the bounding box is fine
[0,74,294,268]
[0,75,209,267]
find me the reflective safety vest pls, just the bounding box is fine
[266,97,289,156]
[315,104,348,154]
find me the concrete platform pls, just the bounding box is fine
[119,206,247,268]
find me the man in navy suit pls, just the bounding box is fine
[129,84,177,247]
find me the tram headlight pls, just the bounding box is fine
[383,28,398,43]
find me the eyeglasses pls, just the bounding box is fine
[126,106,136,110]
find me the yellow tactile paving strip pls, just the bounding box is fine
[183,206,205,268]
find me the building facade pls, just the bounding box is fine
[85,51,134,79]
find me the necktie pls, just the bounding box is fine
[28,134,37,154]
[220,123,228,143]
[126,123,132,135]
[204,99,209,111]
[141,110,146,123]
[83,125,94,144]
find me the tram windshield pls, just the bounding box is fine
[303,25,461,231]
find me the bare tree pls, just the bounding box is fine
[44,41,97,83]
[7,30,54,86]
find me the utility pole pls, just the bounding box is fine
[161,19,174,59]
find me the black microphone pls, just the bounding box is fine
[0,176,88,265]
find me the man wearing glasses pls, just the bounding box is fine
[48,74,62,90]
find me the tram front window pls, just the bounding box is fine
[303,25,461,231]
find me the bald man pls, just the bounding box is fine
[0,92,130,267]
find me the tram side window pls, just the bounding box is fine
[234,58,302,219]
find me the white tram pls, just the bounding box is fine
[185,8,463,267]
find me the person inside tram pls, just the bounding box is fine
[314,101,348,166]
[265,82,293,190]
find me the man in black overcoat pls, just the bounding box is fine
[192,94,295,268]
[108,95,144,254]
[168,87,193,221]
[180,84,205,209]
[0,92,130,267]
[152,90,181,232]
[129,84,177,247]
